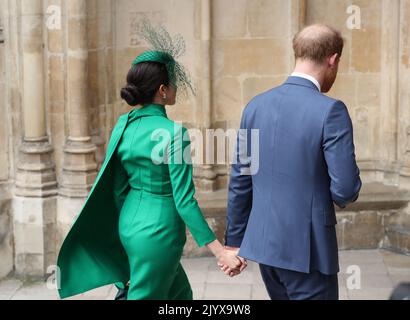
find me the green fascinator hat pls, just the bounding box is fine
[132,19,195,97]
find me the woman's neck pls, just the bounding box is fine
[151,97,166,106]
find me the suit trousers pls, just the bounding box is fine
[259,264,339,300]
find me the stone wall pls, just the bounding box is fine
[0,0,14,279]
[0,0,409,279]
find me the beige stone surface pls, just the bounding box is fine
[328,74,357,108]
[213,77,242,122]
[247,0,291,38]
[66,0,87,16]
[214,39,289,77]
[356,74,381,107]
[48,56,65,103]
[351,0,382,73]
[212,0,248,39]
[0,193,13,279]
[0,47,8,181]
[242,76,286,106]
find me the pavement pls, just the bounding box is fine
[0,249,409,300]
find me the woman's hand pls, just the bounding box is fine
[218,262,242,277]
[217,248,242,270]
[217,247,247,277]
[206,240,243,276]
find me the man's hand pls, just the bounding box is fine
[225,246,247,271]
[217,246,247,277]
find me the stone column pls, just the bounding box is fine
[0,1,14,280]
[14,0,58,278]
[88,0,104,171]
[0,10,8,182]
[58,0,98,247]
[399,0,410,189]
[193,0,218,192]
[379,0,400,170]
[60,0,97,198]
[289,0,306,70]
[90,0,115,171]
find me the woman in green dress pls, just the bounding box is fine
[56,49,243,300]
[116,52,243,299]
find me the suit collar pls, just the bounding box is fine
[129,103,168,122]
[285,76,321,92]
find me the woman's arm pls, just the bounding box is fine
[166,126,242,270]
[166,126,216,247]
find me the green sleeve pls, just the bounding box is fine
[167,126,217,247]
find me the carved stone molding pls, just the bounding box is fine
[406,126,410,154]
[60,137,98,198]
[15,137,58,198]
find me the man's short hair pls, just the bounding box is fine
[293,24,344,64]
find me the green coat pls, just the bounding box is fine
[57,104,216,299]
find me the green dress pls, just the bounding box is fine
[56,104,216,300]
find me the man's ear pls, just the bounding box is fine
[329,53,339,68]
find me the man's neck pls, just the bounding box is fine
[293,60,325,91]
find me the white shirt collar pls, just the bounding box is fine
[291,72,321,92]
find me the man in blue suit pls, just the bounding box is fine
[224,24,362,300]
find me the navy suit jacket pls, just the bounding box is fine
[225,76,362,275]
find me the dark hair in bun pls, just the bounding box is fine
[120,61,169,106]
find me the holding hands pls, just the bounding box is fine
[206,240,247,277]
[217,246,247,277]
